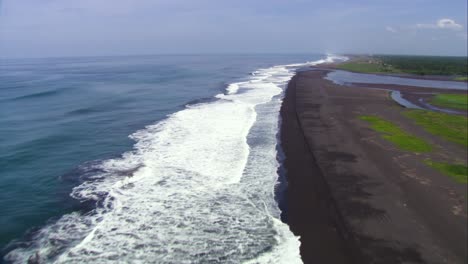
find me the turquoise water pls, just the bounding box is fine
[0,54,323,262]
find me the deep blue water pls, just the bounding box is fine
[0,54,321,260]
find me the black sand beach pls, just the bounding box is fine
[281,69,467,264]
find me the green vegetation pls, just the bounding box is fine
[337,61,398,73]
[338,55,468,76]
[425,160,468,183]
[376,55,468,76]
[359,115,432,152]
[404,110,468,147]
[430,94,468,110]
[360,113,467,183]
[454,76,468,81]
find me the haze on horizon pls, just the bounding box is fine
[0,0,467,58]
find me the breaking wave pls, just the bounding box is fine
[4,55,345,264]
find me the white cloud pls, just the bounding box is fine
[386,26,397,33]
[437,19,463,30]
[416,18,463,30]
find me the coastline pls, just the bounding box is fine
[2,55,316,263]
[280,71,358,264]
[281,68,467,263]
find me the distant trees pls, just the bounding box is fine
[377,55,468,76]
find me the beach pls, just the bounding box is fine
[2,54,465,263]
[281,68,467,263]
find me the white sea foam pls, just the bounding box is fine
[5,55,344,264]
[284,54,348,67]
[226,83,241,94]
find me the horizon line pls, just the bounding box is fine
[1,52,467,60]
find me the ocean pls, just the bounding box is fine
[1,54,336,263]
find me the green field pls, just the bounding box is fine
[430,94,468,110]
[337,61,397,74]
[454,76,468,81]
[338,55,468,76]
[404,110,468,147]
[425,160,468,183]
[359,115,432,152]
[377,55,468,76]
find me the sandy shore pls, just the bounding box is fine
[281,69,467,263]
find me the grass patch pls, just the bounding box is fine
[454,76,468,81]
[337,61,398,74]
[404,110,468,147]
[337,55,468,76]
[430,94,468,110]
[425,160,468,183]
[359,115,432,152]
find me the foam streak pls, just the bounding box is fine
[5,55,345,264]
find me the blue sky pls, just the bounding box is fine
[0,0,466,57]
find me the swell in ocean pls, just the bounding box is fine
[4,55,346,264]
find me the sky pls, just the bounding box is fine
[0,0,467,58]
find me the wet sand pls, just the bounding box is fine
[281,69,467,263]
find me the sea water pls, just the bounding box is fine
[1,54,342,263]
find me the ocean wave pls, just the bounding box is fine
[12,90,62,101]
[4,55,343,264]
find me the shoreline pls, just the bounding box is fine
[281,68,467,263]
[280,71,359,264]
